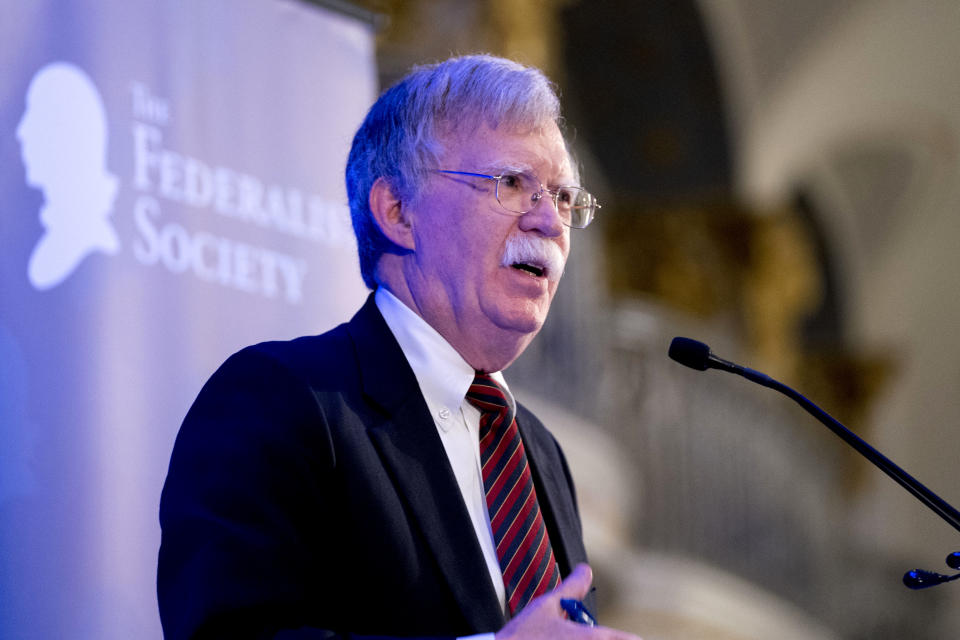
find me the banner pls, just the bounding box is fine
[0,2,374,636]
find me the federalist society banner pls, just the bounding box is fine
[0,2,374,637]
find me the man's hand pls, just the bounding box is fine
[494,564,643,640]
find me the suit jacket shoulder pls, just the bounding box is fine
[158,296,588,639]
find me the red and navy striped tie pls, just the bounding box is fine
[466,372,561,615]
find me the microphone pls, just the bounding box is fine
[901,551,960,589]
[668,337,776,386]
[669,337,960,588]
[667,337,712,370]
[669,337,761,377]
[903,569,960,590]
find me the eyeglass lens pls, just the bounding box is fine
[495,173,595,228]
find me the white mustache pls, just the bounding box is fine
[500,234,566,282]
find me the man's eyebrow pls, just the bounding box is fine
[477,162,577,187]
[478,162,533,175]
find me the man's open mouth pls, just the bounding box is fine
[501,234,564,282]
[511,262,545,278]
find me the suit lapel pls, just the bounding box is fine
[348,297,505,632]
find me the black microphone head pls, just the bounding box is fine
[946,552,960,570]
[903,569,951,589]
[669,337,712,371]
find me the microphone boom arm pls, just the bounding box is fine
[733,361,960,535]
[669,337,960,539]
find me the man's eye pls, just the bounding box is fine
[556,189,574,205]
[499,174,523,190]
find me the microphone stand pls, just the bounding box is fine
[668,337,960,589]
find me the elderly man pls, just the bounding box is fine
[158,55,640,640]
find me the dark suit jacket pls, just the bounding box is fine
[158,296,589,639]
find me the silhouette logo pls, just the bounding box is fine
[17,62,119,290]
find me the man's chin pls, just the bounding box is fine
[489,304,548,337]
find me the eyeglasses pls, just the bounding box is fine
[436,170,600,229]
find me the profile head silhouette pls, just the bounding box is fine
[17,62,119,290]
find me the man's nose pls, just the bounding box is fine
[518,192,565,237]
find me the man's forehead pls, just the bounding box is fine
[439,120,574,180]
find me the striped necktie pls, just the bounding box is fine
[466,372,562,615]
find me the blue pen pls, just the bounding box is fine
[559,598,597,626]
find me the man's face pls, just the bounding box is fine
[402,119,573,368]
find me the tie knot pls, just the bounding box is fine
[465,372,513,425]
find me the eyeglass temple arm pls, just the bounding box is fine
[435,170,496,180]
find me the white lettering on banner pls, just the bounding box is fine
[127,81,354,305]
[133,196,307,303]
[131,81,169,125]
[131,122,352,247]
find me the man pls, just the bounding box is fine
[158,55,641,640]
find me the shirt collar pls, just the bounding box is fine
[374,287,510,415]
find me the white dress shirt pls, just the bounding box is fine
[375,288,509,638]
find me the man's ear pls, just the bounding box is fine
[369,177,415,251]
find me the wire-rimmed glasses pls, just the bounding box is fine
[436,170,600,229]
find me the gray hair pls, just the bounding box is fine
[345,54,565,289]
